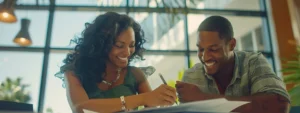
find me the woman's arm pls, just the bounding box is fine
[131,67,153,108]
[65,71,146,113]
[138,81,152,94]
[65,71,177,113]
[130,67,152,94]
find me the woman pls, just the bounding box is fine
[55,12,177,113]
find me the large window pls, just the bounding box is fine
[55,0,126,6]
[129,0,185,7]
[186,0,262,11]
[14,0,50,5]
[43,52,71,113]
[50,11,102,48]
[0,51,43,111]
[0,10,48,47]
[128,0,262,10]
[51,11,127,48]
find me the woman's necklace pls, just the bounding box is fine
[102,68,121,86]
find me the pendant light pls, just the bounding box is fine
[13,18,32,46]
[0,0,17,23]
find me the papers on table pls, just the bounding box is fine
[83,98,249,113]
[126,98,249,113]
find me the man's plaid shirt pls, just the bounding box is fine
[182,51,290,101]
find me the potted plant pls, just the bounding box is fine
[282,46,300,106]
[0,77,31,103]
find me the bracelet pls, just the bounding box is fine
[120,96,128,111]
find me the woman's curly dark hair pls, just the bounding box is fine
[55,12,146,88]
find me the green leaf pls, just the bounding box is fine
[282,64,300,68]
[284,79,300,84]
[286,61,300,64]
[284,73,300,83]
[289,85,300,106]
[281,67,300,72]
[16,77,22,86]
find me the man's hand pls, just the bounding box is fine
[175,81,206,102]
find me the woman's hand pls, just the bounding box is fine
[143,84,177,107]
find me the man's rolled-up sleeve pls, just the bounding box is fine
[249,53,290,102]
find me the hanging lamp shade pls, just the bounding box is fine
[13,18,32,46]
[0,0,17,23]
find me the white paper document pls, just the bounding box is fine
[83,98,249,113]
[83,109,98,113]
[127,98,249,113]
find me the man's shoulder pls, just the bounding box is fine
[235,51,264,64]
[235,51,272,78]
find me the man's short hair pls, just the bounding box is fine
[197,16,234,41]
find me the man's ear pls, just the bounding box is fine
[228,38,236,51]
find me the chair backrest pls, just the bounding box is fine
[138,66,156,78]
[0,101,33,112]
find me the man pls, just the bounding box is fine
[175,16,290,113]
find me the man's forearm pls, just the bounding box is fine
[195,93,289,113]
[231,94,289,113]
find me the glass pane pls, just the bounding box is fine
[38,0,50,5]
[0,51,43,112]
[238,25,271,52]
[266,57,275,72]
[129,0,185,7]
[43,52,71,113]
[0,10,48,47]
[129,12,186,50]
[187,0,261,11]
[15,0,49,5]
[254,27,268,51]
[50,11,99,48]
[190,52,200,67]
[187,14,271,52]
[55,0,126,6]
[240,32,254,51]
[51,11,126,48]
[44,52,186,112]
